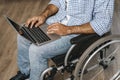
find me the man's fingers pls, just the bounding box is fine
[47,23,59,30]
[47,25,53,30]
[35,21,42,27]
[47,27,59,34]
[47,30,54,34]
[48,28,58,31]
[25,19,32,27]
[30,20,37,28]
[25,17,37,27]
[47,29,56,34]
[48,23,56,27]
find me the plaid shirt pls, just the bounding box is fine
[46,0,114,36]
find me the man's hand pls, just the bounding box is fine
[25,15,46,28]
[25,4,59,28]
[47,23,71,36]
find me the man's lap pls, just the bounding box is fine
[18,34,76,59]
[29,35,74,59]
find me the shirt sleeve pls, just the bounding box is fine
[90,0,114,36]
[48,0,61,8]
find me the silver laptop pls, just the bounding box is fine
[5,16,61,46]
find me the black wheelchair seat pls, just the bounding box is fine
[51,34,102,67]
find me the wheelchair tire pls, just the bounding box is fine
[73,35,120,80]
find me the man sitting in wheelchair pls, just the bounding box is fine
[10,0,114,80]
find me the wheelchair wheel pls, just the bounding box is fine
[74,35,120,80]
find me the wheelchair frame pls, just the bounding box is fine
[40,34,120,80]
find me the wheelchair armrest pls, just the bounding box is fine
[70,34,101,44]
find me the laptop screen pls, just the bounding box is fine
[6,17,21,32]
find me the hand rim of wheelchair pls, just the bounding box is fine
[73,35,120,80]
[64,44,76,66]
[80,40,119,80]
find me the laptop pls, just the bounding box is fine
[5,16,61,46]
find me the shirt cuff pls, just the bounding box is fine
[90,20,109,36]
[49,0,60,9]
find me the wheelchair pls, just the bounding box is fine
[40,33,120,80]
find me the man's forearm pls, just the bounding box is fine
[68,23,95,34]
[40,4,59,19]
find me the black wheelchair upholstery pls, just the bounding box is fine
[51,34,102,67]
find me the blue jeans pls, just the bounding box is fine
[17,34,76,80]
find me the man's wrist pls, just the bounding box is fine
[67,26,81,34]
[40,9,50,19]
[67,27,73,34]
[40,13,48,19]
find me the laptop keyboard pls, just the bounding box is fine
[20,27,51,44]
